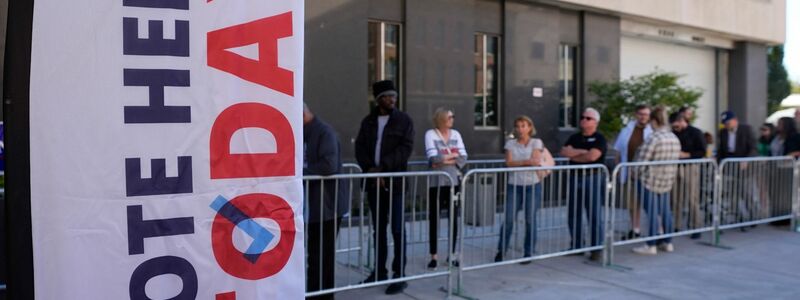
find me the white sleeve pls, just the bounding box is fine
[531,138,544,150]
[424,130,439,158]
[454,130,468,158]
[614,127,626,152]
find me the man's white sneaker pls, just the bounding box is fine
[657,243,674,253]
[632,245,657,255]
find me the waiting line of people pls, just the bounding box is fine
[302,79,799,299]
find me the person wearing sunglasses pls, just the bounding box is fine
[424,107,467,270]
[559,107,607,262]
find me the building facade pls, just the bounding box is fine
[305,0,786,161]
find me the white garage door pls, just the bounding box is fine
[621,36,717,134]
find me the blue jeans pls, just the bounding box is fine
[567,173,605,249]
[497,184,541,256]
[638,181,673,246]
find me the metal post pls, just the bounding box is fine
[712,167,723,246]
[792,161,800,232]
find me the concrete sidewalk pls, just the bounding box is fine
[337,225,800,299]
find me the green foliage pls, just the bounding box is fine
[768,45,791,114]
[793,81,800,94]
[588,71,702,139]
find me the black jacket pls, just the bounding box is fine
[303,117,349,222]
[674,125,707,159]
[355,109,415,186]
[717,124,756,161]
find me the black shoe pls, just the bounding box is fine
[360,272,388,284]
[589,251,602,262]
[690,233,701,240]
[625,230,641,240]
[446,257,460,267]
[494,252,503,262]
[426,259,437,270]
[740,227,748,232]
[385,281,408,295]
[520,254,532,265]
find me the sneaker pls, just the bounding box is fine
[588,251,603,262]
[690,233,701,240]
[426,259,437,270]
[494,252,503,262]
[385,281,408,295]
[632,245,657,255]
[359,272,388,284]
[657,243,674,253]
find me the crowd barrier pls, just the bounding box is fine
[457,164,610,278]
[717,157,798,230]
[263,158,798,297]
[605,159,717,265]
[302,171,457,297]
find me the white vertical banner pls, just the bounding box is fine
[29,1,304,299]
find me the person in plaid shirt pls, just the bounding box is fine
[632,106,681,255]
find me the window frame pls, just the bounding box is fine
[474,32,502,130]
[558,43,581,129]
[368,20,404,110]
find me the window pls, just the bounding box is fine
[559,44,578,128]
[474,34,500,128]
[368,21,402,108]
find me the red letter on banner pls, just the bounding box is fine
[211,193,295,280]
[207,12,294,96]
[210,103,294,179]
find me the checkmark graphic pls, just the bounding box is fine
[211,195,275,263]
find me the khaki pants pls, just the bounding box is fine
[621,176,641,230]
[671,165,703,230]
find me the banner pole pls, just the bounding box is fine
[3,0,36,299]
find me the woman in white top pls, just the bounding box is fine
[424,108,467,269]
[495,116,544,262]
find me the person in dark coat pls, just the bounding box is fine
[717,111,756,161]
[717,111,757,230]
[354,80,414,295]
[670,112,708,239]
[303,103,348,300]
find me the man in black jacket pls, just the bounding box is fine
[717,111,756,160]
[355,80,414,295]
[303,103,349,300]
[717,111,757,229]
[670,112,708,239]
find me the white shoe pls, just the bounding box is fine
[657,243,674,253]
[632,245,657,255]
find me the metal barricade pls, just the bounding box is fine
[341,163,363,174]
[794,160,800,232]
[302,171,457,297]
[718,157,797,231]
[456,164,610,290]
[606,159,717,264]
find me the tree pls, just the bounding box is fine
[793,81,800,94]
[767,45,791,113]
[588,70,702,139]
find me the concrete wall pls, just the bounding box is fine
[305,0,622,160]
[728,41,768,133]
[305,0,372,161]
[557,0,785,44]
